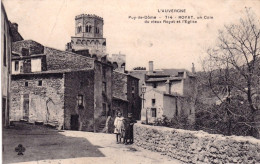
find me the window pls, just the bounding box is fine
[102,82,106,93]
[131,81,135,93]
[77,95,83,107]
[151,108,157,117]
[38,80,42,86]
[15,61,19,71]
[152,99,156,106]
[85,25,92,33]
[3,34,6,67]
[25,82,28,87]
[77,26,82,33]
[31,58,42,72]
[153,83,157,88]
[95,27,99,34]
[132,86,135,93]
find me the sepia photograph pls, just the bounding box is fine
[1,0,260,163]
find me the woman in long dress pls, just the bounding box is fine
[114,111,124,143]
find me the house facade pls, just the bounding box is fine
[1,3,12,127]
[140,61,197,124]
[112,71,141,120]
[10,40,113,132]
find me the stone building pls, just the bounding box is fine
[108,53,126,73]
[1,2,23,127]
[112,71,141,120]
[65,14,106,59]
[10,40,113,132]
[1,3,12,127]
[130,61,197,124]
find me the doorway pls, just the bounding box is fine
[23,96,29,120]
[70,115,79,130]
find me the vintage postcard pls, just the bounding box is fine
[1,0,260,163]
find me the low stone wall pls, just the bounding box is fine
[134,123,260,164]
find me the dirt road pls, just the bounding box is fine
[3,123,181,164]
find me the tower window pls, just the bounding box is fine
[77,26,82,33]
[86,25,92,33]
[95,27,99,34]
[153,83,157,88]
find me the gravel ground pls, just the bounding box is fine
[3,122,181,164]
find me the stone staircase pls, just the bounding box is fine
[97,122,106,132]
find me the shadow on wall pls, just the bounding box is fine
[2,122,105,163]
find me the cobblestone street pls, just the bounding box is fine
[3,123,181,164]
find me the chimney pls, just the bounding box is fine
[149,61,153,73]
[192,63,196,73]
[165,80,171,94]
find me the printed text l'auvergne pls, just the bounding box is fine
[158,9,186,13]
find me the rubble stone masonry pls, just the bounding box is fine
[64,70,95,131]
[134,123,260,164]
[10,73,65,128]
[44,47,94,71]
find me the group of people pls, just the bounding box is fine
[114,112,136,144]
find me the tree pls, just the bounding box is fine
[200,8,260,137]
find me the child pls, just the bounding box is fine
[114,111,124,144]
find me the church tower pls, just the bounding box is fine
[66,14,106,56]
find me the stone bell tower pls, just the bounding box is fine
[66,14,106,56]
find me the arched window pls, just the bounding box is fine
[95,27,99,34]
[85,25,92,33]
[85,25,88,32]
[77,26,82,33]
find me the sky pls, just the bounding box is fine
[2,0,260,71]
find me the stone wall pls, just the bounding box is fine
[10,73,65,128]
[12,40,44,55]
[134,123,260,164]
[64,70,95,131]
[93,61,113,132]
[2,4,12,127]
[112,71,128,101]
[126,75,141,120]
[44,47,94,71]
